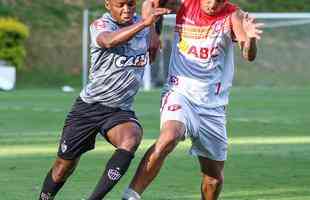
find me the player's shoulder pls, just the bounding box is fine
[91,13,117,31]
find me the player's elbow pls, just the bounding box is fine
[98,39,114,48]
[243,52,256,62]
[97,35,116,48]
[247,54,256,62]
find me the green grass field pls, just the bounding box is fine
[0,87,309,200]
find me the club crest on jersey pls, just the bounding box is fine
[115,53,149,68]
[212,20,225,33]
[169,75,179,85]
[61,140,67,153]
[93,19,108,30]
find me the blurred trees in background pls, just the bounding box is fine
[231,0,310,12]
[0,0,309,87]
[0,17,29,70]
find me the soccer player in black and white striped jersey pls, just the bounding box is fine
[37,1,170,199]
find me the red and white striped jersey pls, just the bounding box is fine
[165,0,237,107]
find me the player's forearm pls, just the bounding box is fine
[242,38,257,62]
[97,21,147,48]
[149,25,160,63]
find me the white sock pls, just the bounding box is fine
[122,188,141,200]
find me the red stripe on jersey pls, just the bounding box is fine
[160,92,172,112]
[176,0,237,26]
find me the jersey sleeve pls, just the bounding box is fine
[90,19,115,48]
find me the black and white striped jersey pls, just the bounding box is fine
[80,13,150,111]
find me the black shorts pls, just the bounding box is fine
[57,97,142,160]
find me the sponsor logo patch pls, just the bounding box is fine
[168,104,182,111]
[115,53,149,68]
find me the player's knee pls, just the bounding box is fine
[202,175,224,192]
[52,159,76,183]
[119,130,142,152]
[154,132,179,157]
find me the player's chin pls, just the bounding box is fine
[121,16,134,25]
[205,10,216,16]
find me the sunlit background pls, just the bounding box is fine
[0,0,309,199]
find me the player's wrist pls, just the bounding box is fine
[142,18,151,27]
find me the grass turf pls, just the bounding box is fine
[0,87,309,200]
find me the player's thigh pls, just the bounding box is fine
[104,112,143,152]
[190,107,227,161]
[58,97,100,160]
[106,122,142,148]
[156,120,186,151]
[160,91,198,140]
[198,156,224,179]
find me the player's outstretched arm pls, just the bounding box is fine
[142,0,164,63]
[96,8,170,49]
[148,25,161,63]
[231,9,264,61]
[142,0,181,62]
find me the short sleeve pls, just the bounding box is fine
[90,19,115,48]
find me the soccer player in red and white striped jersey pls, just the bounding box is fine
[123,0,263,199]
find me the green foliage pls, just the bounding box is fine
[0,17,29,70]
[0,46,26,68]
[231,0,310,12]
[0,3,13,16]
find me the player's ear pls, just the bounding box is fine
[105,0,111,10]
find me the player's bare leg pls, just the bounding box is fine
[199,157,225,200]
[107,122,143,152]
[88,122,142,200]
[52,157,80,182]
[125,120,185,196]
[38,157,80,200]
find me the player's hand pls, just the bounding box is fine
[143,8,171,26]
[242,13,264,40]
[150,0,161,8]
[142,0,171,26]
[142,0,155,20]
